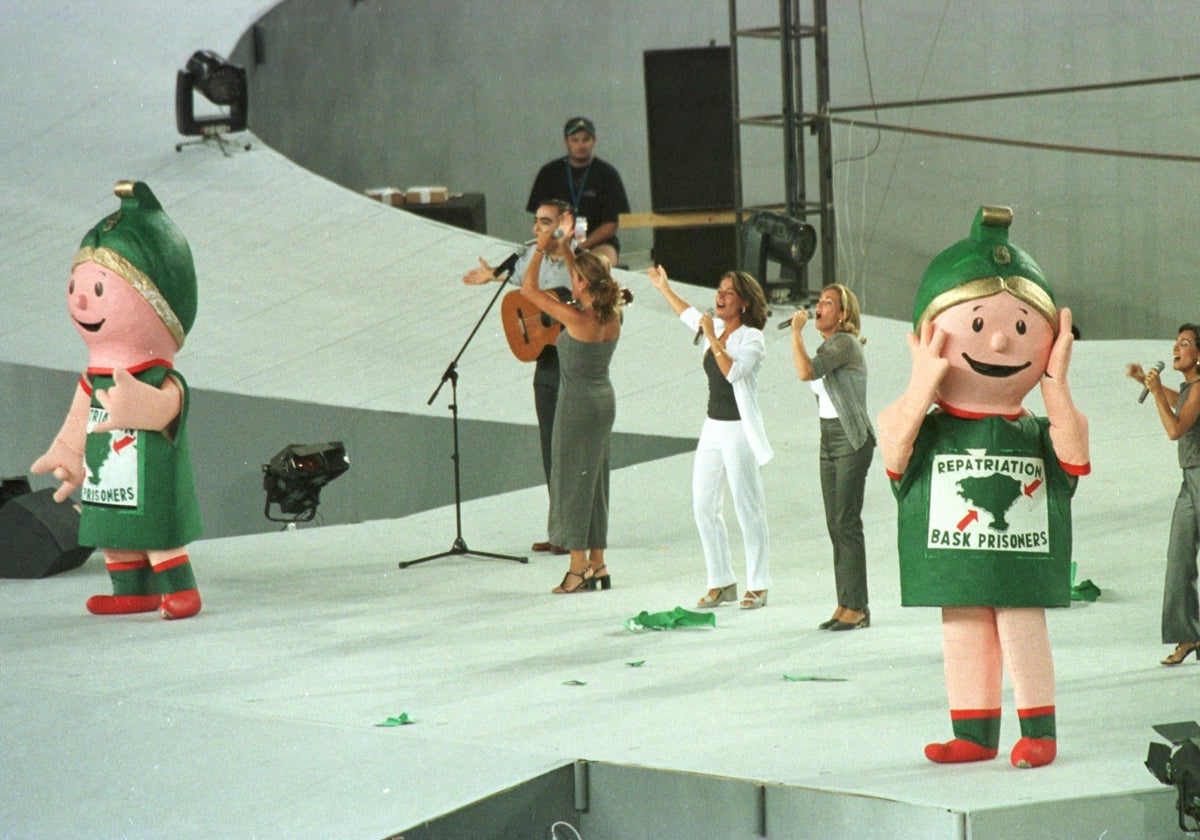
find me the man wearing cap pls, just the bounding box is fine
[33,181,204,620]
[878,206,1089,768]
[526,117,630,266]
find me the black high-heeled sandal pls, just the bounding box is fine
[818,608,844,630]
[584,565,612,591]
[1161,641,1200,666]
[552,570,589,594]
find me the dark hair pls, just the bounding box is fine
[1180,323,1200,345]
[575,251,623,325]
[540,199,573,218]
[721,271,768,329]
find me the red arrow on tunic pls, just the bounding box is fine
[957,510,978,531]
[1024,478,1043,498]
[112,435,136,454]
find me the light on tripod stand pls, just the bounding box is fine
[262,442,349,524]
[175,49,250,153]
[740,210,817,302]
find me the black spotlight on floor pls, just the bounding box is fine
[740,210,817,303]
[262,442,349,525]
[175,49,251,155]
[1146,721,1200,831]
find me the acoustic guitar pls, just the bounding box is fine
[501,286,571,362]
[500,285,634,362]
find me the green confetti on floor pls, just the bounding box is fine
[376,713,414,727]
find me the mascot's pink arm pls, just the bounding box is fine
[878,319,948,476]
[1039,308,1089,468]
[31,370,183,503]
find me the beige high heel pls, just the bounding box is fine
[739,590,768,610]
[696,583,737,608]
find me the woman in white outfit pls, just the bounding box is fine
[648,267,773,609]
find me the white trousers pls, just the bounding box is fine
[693,418,770,590]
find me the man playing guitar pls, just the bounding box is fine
[462,200,576,554]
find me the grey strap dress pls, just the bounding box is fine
[547,329,618,550]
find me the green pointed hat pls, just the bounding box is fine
[72,181,198,348]
[912,205,1056,333]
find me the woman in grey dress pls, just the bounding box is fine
[522,222,623,594]
[1129,323,1200,665]
[790,285,875,631]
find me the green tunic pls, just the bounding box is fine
[78,364,202,550]
[891,410,1079,608]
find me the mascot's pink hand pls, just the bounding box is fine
[93,368,181,434]
[908,319,949,398]
[1044,307,1074,383]
[31,444,83,503]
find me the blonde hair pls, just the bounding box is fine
[824,284,865,344]
[575,250,623,324]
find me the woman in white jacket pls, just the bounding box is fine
[649,266,774,609]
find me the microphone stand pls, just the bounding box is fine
[400,267,528,569]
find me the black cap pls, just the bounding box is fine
[563,116,596,138]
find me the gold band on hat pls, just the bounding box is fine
[918,274,1057,335]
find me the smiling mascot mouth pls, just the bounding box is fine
[963,353,1029,378]
[74,318,104,333]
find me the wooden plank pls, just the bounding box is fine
[619,210,737,229]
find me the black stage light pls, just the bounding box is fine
[262,442,349,524]
[175,50,249,153]
[740,210,817,301]
[1145,721,1200,832]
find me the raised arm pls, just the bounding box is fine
[877,320,948,476]
[1145,362,1200,441]
[1039,308,1089,466]
[647,265,691,317]
[789,308,815,381]
[521,221,589,331]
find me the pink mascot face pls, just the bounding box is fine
[68,260,178,369]
[931,290,1054,415]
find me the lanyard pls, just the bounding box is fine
[565,158,593,212]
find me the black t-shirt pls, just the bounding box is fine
[526,156,631,252]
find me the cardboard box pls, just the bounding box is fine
[405,186,448,204]
[365,187,405,207]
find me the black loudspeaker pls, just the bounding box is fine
[0,488,94,578]
[644,46,734,212]
[651,225,738,289]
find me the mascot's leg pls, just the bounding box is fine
[150,547,201,620]
[87,549,162,615]
[997,607,1056,768]
[925,606,1003,763]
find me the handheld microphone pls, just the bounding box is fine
[1139,361,1165,403]
[777,307,813,330]
[552,228,565,240]
[694,309,713,345]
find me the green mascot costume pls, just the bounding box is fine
[33,181,203,619]
[878,206,1090,768]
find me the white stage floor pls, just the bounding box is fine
[4,325,1199,837]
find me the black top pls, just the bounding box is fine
[703,349,739,420]
[526,156,630,252]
